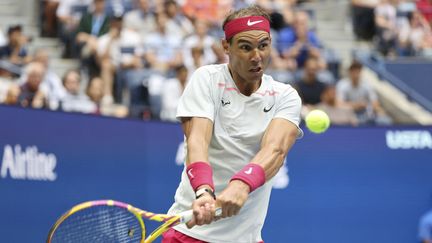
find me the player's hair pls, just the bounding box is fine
[222,5,270,43]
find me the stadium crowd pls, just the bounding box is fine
[0,0,430,125]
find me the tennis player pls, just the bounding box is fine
[163,5,303,243]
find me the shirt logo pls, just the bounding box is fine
[187,169,194,178]
[221,99,231,107]
[244,167,253,175]
[263,104,274,112]
[247,19,264,26]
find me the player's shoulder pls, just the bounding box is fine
[191,64,228,82]
[195,63,226,74]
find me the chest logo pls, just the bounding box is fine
[263,104,274,112]
[221,98,231,107]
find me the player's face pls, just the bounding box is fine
[224,30,271,85]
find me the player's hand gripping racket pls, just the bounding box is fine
[46,199,221,243]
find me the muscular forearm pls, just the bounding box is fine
[251,144,287,180]
[186,136,210,165]
[182,117,213,166]
[252,118,298,180]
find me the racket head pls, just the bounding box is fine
[46,200,146,243]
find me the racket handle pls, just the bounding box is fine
[179,207,222,223]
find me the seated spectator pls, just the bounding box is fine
[182,0,229,25]
[160,65,188,122]
[144,13,183,74]
[75,0,110,75]
[185,46,205,74]
[86,76,129,117]
[267,49,296,84]
[294,57,327,106]
[351,0,379,40]
[18,62,47,109]
[41,0,60,37]
[60,69,96,113]
[278,10,323,69]
[416,0,432,26]
[0,25,32,77]
[336,61,392,125]
[398,10,432,56]
[313,85,358,126]
[33,49,66,110]
[374,0,398,56]
[96,15,142,104]
[3,83,21,106]
[0,28,7,47]
[86,76,104,114]
[123,0,156,37]
[183,19,218,71]
[164,0,194,39]
[57,0,92,58]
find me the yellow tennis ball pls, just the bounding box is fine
[305,109,330,134]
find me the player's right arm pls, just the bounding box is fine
[182,117,213,167]
[181,116,217,228]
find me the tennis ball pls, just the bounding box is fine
[305,109,330,134]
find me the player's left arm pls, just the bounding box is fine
[216,118,298,218]
[251,118,298,179]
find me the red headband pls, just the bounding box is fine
[224,16,270,40]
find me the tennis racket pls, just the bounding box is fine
[46,199,219,243]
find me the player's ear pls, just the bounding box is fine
[221,39,229,55]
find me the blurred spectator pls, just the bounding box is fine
[185,46,205,74]
[0,28,7,47]
[18,62,47,109]
[421,31,432,56]
[351,0,379,40]
[41,0,60,37]
[280,3,296,29]
[419,207,432,243]
[33,49,66,110]
[183,19,218,72]
[144,13,183,74]
[3,83,21,106]
[267,49,296,84]
[57,0,92,58]
[123,0,156,37]
[374,0,398,56]
[160,65,188,122]
[164,0,194,39]
[182,0,229,24]
[278,10,323,69]
[86,76,104,114]
[294,57,327,105]
[96,15,142,104]
[76,0,110,58]
[313,85,358,126]
[398,10,432,56]
[336,61,391,125]
[0,25,32,68]
[416,0,432,26]
[60,69,96,113]
[86,76,129,117]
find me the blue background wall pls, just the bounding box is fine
[0,105,431,243]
